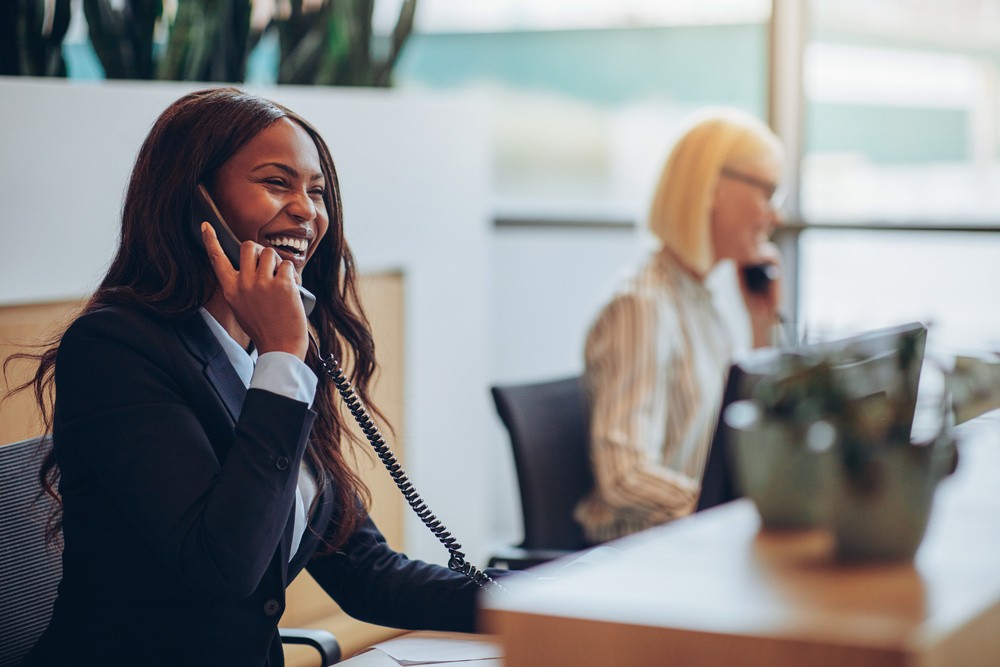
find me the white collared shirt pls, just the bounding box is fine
[198,308,318,562]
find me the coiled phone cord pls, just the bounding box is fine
[312,342,506,593]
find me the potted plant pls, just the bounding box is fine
[724,353,839,530]
[724,327,960,561]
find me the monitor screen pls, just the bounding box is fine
[696,321,928,512]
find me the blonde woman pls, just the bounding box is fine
[575,108,785,544]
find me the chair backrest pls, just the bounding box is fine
[491,376,594,551]
[695,364,744,512]
[0,435,61,667]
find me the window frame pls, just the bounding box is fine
[770,0,1000,326]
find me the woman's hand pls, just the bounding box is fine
[738,242,783,348]
[202,222,309,359]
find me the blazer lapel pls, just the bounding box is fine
[177,312,302,584]
[175,312,247,424]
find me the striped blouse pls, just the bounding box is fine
[574,249,736,544]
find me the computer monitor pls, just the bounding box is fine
[696,321,928,512]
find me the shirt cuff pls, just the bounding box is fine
[251,352,318,405]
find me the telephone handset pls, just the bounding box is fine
[742,261,795,343]
[742,262,780,295]
[192,183,317,316]
[312,344,506,593]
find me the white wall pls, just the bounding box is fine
[0,77,494,566]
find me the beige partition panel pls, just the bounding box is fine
[0,300,81,445]
[0,272,407,664]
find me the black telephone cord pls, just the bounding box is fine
[315,350,505,593]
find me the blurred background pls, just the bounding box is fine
[16,0,1000,352]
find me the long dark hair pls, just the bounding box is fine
[7,87,381,550]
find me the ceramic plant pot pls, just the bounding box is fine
[831,431,957,562]
[725,401,837,530]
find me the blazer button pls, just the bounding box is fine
[263,599,281,617]
[275,456,290,471]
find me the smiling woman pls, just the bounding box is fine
[12,87,507,666]
[198,116,330,359]
[207,118,328,271]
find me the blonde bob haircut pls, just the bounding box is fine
[648,107,783,275]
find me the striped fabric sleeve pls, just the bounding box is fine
[584,292,700,523]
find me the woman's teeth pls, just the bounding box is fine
[267,236,307,256]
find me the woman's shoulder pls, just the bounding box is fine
[585,255,689,340]
[62,304,184,348]
[602,254,682,308]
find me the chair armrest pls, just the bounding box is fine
[487,545,581,570]
[279,627,342,666]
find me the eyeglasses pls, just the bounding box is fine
[720,167,786,210]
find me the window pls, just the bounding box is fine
[795,0,1000,351]
[802,0,1000,225]
[396,0,772,219]
[798,229,1000,349]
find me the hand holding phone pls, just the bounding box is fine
[194,184,315,359]
[200,222,311,358]
[739,246,785,347]
[742,262,781,295]
[192,184,316,316]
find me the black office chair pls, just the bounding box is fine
[695,364,746,513]
[0,435,340,666]
[488,376,595,570]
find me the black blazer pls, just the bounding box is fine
[24,306,490,666]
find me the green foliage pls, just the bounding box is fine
[748,331,933,493]
[83,0,162,79]
[9,0,417,85]
[158,0,253,82]
[81,0,252,82]
[1,0,72,76]
[274,0,416,86]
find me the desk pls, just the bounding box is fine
[483,413,1000,666]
